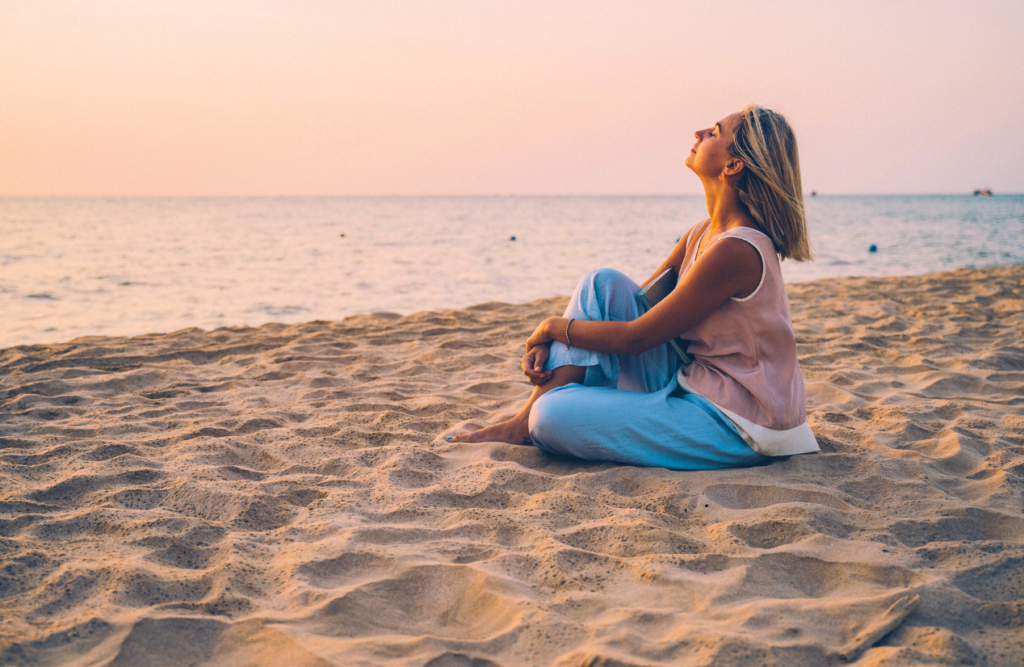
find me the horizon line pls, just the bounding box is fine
[1,192,1019,199]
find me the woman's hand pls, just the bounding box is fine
[522,317,559,385]
[525,317,558,351]
[522,344,552,385]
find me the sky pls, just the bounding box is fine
[1,0,1022,196]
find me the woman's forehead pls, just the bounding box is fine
[717,112,744,134]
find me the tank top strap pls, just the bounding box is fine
[714,226,776,256]
[712,227,778,302]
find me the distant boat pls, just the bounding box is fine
[810,190,817,197]
[973,189,993,196]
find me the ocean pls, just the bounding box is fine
[2,195,1022,348]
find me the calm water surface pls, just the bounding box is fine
[2,196,1022,347]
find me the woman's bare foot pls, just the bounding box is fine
[448,415,531,445]
[446,365,584,446]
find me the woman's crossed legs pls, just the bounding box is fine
[449,269,765,470]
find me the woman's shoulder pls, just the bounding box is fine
[682,218,713,249]
[719,224,776,253]
[684,217,712,237]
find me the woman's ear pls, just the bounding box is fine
[719,159,745,184]
[723,159,745,178]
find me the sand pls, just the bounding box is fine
[1,264,1022,667]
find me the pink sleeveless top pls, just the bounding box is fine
[675,219,818,456]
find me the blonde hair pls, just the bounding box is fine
[730,104,812,261]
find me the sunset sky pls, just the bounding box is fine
[2,0,1022,196]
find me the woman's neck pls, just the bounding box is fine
[703,182,747,231]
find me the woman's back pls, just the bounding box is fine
[677,219,817,456]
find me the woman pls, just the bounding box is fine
[449,105,819,470]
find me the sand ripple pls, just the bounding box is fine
[1,266,1023,665]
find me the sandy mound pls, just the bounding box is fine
[1,265,1022,666]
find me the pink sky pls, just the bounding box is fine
[2,0,1022,196]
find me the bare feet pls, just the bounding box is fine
[448,416,531,445]
[446,364,582,446]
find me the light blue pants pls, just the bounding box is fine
[529,268,769,470]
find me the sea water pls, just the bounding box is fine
[2,195,1022,347]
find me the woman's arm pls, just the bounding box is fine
[526,237,762,355]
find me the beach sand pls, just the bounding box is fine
[1,264,1022,666]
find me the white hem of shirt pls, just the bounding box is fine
[676,372,820,457]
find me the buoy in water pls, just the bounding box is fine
[869,244,877,252]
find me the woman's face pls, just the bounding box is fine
[686,111,744,179]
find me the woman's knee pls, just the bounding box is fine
[580,268,632,294]
[573,268,639,320]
